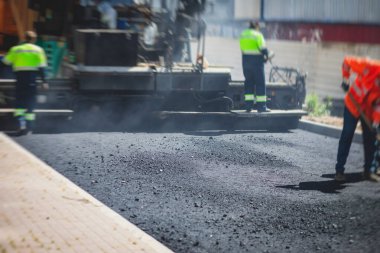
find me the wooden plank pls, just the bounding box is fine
[9,0,24,40]
[0,0,4,33]
[0,133,173,253]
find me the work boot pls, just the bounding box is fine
[245,103,253,112]
[363,171,380,182]
[257,106,271,113]
[15,117,27,136]
[26,120,34,135]
[334,172,346,182]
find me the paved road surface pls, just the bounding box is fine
[15,129,380,253]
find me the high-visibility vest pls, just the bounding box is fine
[2,43,47,72]
[343,57,380,118]
[239,28,266,55]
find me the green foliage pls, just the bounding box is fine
[305,93,332,116]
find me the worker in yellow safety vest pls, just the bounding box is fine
[239,21,270,112]
[1,31,48,135]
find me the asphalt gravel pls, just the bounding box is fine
[14,129,380,253]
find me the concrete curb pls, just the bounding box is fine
[298,119,362,144]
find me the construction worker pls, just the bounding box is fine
[335,57,380,182]
[239,21,270,112]
[1,31,48,135]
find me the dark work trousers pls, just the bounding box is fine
[14,71,38,129]
[370,139,380,174]
[242,54,266,110]
[335,106,376,173]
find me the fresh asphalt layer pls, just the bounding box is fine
[14,128,379,253]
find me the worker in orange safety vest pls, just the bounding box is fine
[335,57,380,182]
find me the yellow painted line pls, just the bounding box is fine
[0,133,173,253]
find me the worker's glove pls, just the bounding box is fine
[261,48,269,63]
[41,82,49,90]
[341,81,349,92]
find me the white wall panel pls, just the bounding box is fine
[234,0,261,20]
[264,0,380,24]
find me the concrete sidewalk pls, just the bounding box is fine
[0,133,173,253]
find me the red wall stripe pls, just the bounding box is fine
[265,22,380,44]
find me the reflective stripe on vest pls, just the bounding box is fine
[256,95,267,102]
[13,66,41,71]
[245,94,255,101]
[14,108,26,117]
[351,82,363,97]
[241,50,262,55]
[25,113,36,121]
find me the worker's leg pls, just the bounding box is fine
[361,118,376,173]
[370,139,380,175]
[242,55,255,111]
[14,72,28,131]
[254,62,268,112]
[25,89,37,132]
[24,72,38,132]
[335,106,359,174]
[374,126,380,175]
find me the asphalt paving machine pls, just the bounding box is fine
[0,0,306,132]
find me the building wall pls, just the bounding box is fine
[206,0,380,44]
[208,0,380,24]
[264,0,380,24]
[234,0,261,20]
[265,22,380,44]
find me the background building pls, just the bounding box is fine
[203,0,380,102]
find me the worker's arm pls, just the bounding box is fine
[38,67,49,90]
[341,80,350,92]
[341,56,369,92]
[260,48,269,60]
[38,49,49,90]
[258,33,269,62]
[38,67,46,83]
[341,57,362,92]
[2,48,14,66]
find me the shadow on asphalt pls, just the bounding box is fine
[277,173,364,194]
